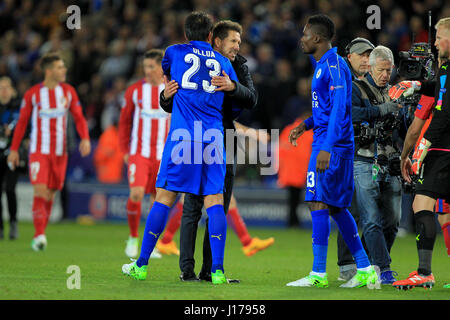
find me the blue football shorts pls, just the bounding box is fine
[305,149,354,208]
[155,139,225,196]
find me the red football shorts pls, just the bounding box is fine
[127,154,161,194]
[28,153,68,190]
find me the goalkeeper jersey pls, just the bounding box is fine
[423,61,450,152]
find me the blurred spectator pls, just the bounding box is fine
[278,111,313,227]
[281,77,311,129]
[399,15,429,52]
[387,8,409,53]
[72,42,98,86]
[93,122,124,184]
[0,77,21,239]
[253,42,275,129]
[99,39,133,86]
[101,77,126,132]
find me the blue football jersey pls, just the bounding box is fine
[162,40,239,144]
[304,47,354,159]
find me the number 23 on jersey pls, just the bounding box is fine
[181,54,220,93]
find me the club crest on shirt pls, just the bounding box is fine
[316,68,322,79]
[60,96,68,108]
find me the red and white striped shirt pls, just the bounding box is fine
[119,79,169,160]
[11,82,89,156]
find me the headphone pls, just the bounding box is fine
[345,38,375,55]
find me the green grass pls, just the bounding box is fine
[0,222,449,300]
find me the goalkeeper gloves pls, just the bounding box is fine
[389,81,421,101]
[411,137,431,175]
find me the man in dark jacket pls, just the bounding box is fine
[160,20,258,281]
[350,45,403,285]
[0,77,21,240]
[337,37,374,281]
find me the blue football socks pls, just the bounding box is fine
[311,209,330,273]
[136,201,170,267]
[206,204,227,273]
[331,208,371,269]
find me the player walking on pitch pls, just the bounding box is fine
[8,52,91,251]
[287,15,378,288]
[119,49,181,259]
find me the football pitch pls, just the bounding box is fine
[1,221,449,300]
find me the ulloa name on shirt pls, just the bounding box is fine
[193,48,216,58]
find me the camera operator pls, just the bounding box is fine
[0,77,21,240]
[336,37,374,282]
[351,46,403,284]
[389,17,450,290]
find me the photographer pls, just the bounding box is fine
[389,17,450,290]
[336,37,374,282]
[345,37,375,80]
[351,46,403,284]
[0,77,21,240]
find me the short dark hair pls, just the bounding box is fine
[184,11,213,41]
[307,14,335,40]
[212,20,242,45]
[144,49,164,63]
[40,52,62,70]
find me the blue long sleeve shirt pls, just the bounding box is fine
[304,47,354,159]
[161,41,238,142]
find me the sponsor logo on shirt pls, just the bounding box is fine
[140,109,168,119]
[39,108,67,118]
[312,91,319,108]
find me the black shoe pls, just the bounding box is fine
[198,271,212,282]
[227,278,240,283]
[179,271,199,281]
[9,221,18,240]
[0,228,3,240]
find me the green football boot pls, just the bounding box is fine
[122,260,148,280]
[211,270,227,284]
[340,266,379,288]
